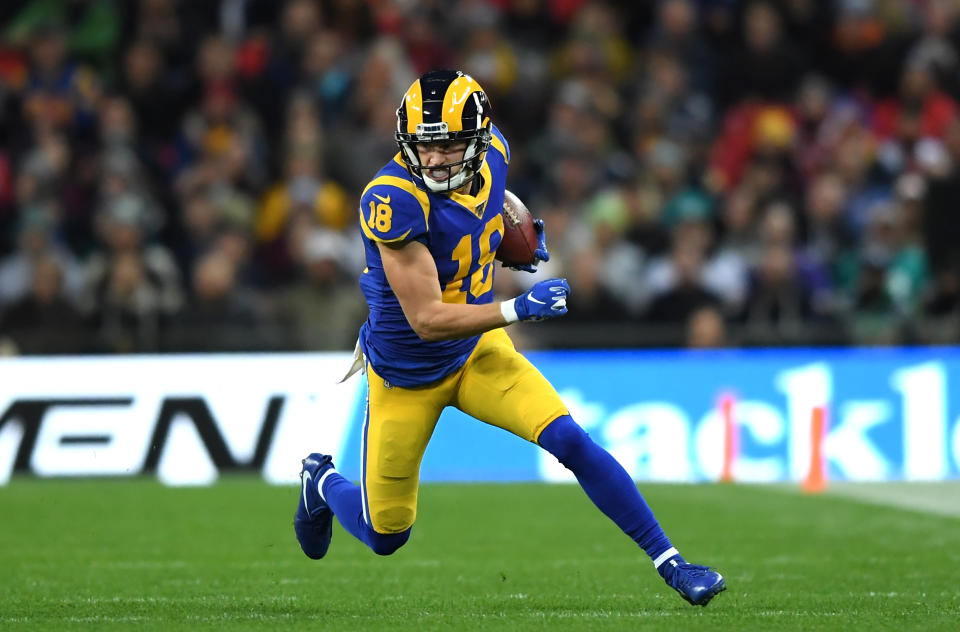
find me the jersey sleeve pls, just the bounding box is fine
[358,179,430,245]
[489,124,510,164]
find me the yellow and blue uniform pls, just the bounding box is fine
[355,126,568,533]
[297,72,721,607]
[358,125,509,387]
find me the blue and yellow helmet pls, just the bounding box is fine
[395,70,492,193]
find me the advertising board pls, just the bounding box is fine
[2,348,958,485]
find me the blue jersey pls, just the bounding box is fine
[357,126,511,387]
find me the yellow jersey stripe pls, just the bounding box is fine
[361,174,431,227]
[404,79,424,133]
[489,134,509,164]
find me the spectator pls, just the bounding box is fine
[81,194,182,351]
[837,201,929,320]
[457,4,518,101]
[175,35,267,196]
[4,0,120,71]
[243,0,324,137]
[278,228,366,351]
[622,179,670,258]
[649,0,716,93]
[167,250,264,351]
[19,22,100,135]
[298,31,353,127]
[580,186,646,313]
[647,188,748,315]
[873,60,958,142]
[563,247,633,325]
[832,123,889,237]
[741,242,812,345]
[685,304,728,349]
[924,256,960,345]
[328,37,415,192]
[718,1,805,107]
[0,204,83,307]
[399,10,452,76]
[631,48,713,147]
[645,233,722,336]
[125,0,203,71]
[715,185,759,264]
[96,97,165,232]
[800,172,851,314]
[2,1,960,352]
[175,187,255,289]
[255,136,350,285]
[923,119,960,274]
[119,40,185,149]
[14,131,71,209]
[0,254,87,354]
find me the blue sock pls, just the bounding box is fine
[320,473,410,556]
[538,415,675,563]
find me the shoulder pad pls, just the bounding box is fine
[359,176,430,244]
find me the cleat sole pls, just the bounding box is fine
[692,579,726,607]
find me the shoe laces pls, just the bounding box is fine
[303,454,333,473]
[668,563,713,590]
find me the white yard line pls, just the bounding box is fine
[826,481,960,518]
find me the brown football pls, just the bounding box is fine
[496,189,538,266]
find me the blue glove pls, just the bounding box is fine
[505,278,570,322]
[508,219,550,273]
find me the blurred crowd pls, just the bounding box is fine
[2,0,960,354]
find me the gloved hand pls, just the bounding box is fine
[508,219,550,273]
[502,278,570,322]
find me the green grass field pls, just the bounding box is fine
[2,479,959,631]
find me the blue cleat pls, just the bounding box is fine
[294,453,335,559]
[660,556,726,606]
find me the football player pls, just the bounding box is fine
[295,70,725,606]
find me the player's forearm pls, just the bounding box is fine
[408,301,509,342]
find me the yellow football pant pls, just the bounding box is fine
[361,328,568,533]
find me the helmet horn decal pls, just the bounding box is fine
[440,75,479,132]
[403,80,423,134]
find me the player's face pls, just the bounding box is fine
[415,140,468,185]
